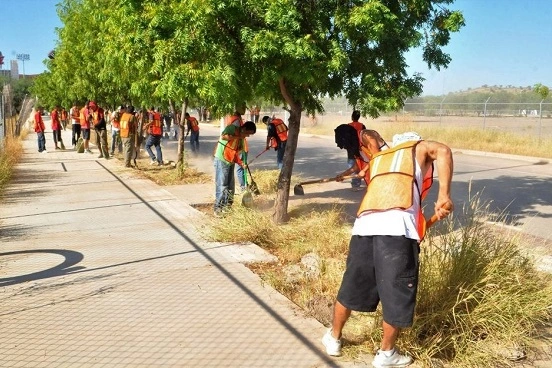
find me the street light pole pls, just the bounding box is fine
[16,53,30,78]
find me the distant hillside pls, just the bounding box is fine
[411,85,551,104]
[452,85,535,95]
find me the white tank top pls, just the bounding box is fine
[351,160,423,240]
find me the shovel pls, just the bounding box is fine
[293,174,359,196]
[246,165,261,195]
[241,166,254,208]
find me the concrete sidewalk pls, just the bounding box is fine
[0,128,366,367]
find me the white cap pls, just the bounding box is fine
[392,131,422,146]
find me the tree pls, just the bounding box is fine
[534,83,550,101]
[11,78,35,112]
[198,0,464,223]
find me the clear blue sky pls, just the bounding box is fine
[1,0,551,96]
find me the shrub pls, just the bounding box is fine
[0,135,24,194]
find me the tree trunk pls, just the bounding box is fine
[272,78,302,224]
[176,98,188,174]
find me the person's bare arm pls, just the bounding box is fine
[417,140,454,219]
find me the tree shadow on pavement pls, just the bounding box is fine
[0,249,85,287]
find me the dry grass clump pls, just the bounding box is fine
[247,168,280,194]
[129,156,211,185]
[0,135,24,193]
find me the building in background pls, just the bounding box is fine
[10,60,19,80]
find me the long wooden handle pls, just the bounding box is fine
[248,148,269,165]
[298,174,359,186]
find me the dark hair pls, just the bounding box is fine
[262,115,270,124]
[351,110,361,121]
[185,112,190,118]
[242,121,257,134]
[128,105,135,113]
[334,123,360,157]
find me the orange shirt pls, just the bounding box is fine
[51,110,61,130]
[34,112,45,132]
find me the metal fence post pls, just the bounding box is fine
[483,97,491,129]
[539,99,544,142]
[0,94,4,150]
[439,96,446,126]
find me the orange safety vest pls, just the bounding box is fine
[221,139,242,164]
[149,112,163,135]
[349,121,364,132]
[61,110,68,120]
[215,126,248,165]
[354,146,372,185]
[224,114,243,127]
[357,140,434,237]
[349,121,364,149]
[119,112,135,138]
[92,110,102,126]
[79,107,89,128]
[188,116,199,132]
[71,107,80,121]
[112,111,121,129]
[51,110,61,130]
[272,118,288,142]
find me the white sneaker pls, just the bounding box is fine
[372,348,412,367]
[150,160,158,166]
[322,329,342,357]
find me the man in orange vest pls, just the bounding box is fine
[51,105,65,150]
[89,101,109,159]
[119,105,138,168]
[70,102,81,148]
[262,115,288,170]
[80,101,93,154]
[185,112,200,154]
[144,107,164,165]
[213,120,256,216]
[334,123,376,188]
[224,111,248,191]
[60,108,69,130]
[110,106,123,156]
[346,110,366,190]
[323,130,454,368]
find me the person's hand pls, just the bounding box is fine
[434,200,453,220]
[358,170,367,178]
[335,174,345,182]
[265,145,269,150]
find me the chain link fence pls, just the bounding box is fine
[257,98,552,140]
[400,101,552,140]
